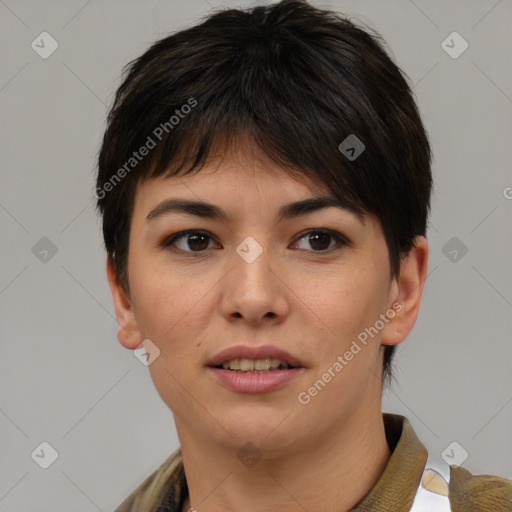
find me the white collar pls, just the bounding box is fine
[409,452,451,511]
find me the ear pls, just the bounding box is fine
[106,256,143,350]
[381,236,429,346]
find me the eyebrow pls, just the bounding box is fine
[146,196,364,224]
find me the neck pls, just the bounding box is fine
[177,405,391,512]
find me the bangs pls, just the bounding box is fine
[97,0,431,288]
[141,118,366,220]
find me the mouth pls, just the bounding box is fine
[206,345,305,392]
[206,344,304,372]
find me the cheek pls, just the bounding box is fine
[304,264,390,351]
[129,269,212,410]
[128,260,208,353]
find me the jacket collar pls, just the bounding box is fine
[158,413,428,511]
[351,413,428,511]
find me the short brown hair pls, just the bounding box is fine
[96,0,433,388]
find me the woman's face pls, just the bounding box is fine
[117,145,402,453]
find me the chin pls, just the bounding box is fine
[218,405,300,448]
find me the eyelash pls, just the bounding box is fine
[160,229,350,257]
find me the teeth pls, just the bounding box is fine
[254,358,270,370]
[225,359,240,370]
[240,359,255,371]
[219,358,292,372]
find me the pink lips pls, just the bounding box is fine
[206,344,305,394]
[208,367,303,393]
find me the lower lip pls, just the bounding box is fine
[207,367,303,393]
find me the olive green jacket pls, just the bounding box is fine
[114,413,512,511]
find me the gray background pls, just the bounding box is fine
[1,0,511,510]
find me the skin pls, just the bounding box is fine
[107,138,428,512]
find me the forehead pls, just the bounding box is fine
[133,171,368,242]
[134,143,331,211]
[131,132,370,231]
[168,131,327,189]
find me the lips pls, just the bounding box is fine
[206,344,303,369]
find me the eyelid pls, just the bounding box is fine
[293,228,351,248]
[160,230,218,253]
[160,228,351,255]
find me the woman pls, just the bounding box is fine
[95,1,512,510]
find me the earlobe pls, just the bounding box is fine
[381,236,429,346]
[106,256,143,350]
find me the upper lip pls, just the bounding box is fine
[207,345,303,368]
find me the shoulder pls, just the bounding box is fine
[449,464,512,512]
[113,448,184,512]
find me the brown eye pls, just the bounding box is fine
[293,229,348,252]
[162,230,216,254]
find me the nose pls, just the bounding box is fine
[219,239,290,325]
